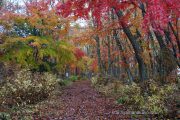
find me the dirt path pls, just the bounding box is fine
[35,80,128,120]
[56,80,125,119]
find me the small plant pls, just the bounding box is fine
[91,75,98,86]
[58,79,72,86]
[0,112,10,120]
[69,75,78,82]
[58,75,79,87]
[117,96,128,104]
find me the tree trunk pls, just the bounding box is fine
[94,35,103,74]
[115,10,147,81]
[169,22,180,52]
[113,30,134,83]
[107,36,112,75]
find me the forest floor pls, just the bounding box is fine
[32,80,130,119]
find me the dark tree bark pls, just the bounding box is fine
[107,36,112,75]
[115,10,147,81]
[113,30,134,83]
[169,22,180,52]
[164,30,177,58]
[94,35,103,73]
[33,46,39,62]
[0,62,6,85]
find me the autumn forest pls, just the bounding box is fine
[0,0,179,119]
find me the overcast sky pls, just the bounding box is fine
[8,0,24,5]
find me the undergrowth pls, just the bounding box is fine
[91,76,178,116]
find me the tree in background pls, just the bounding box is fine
[0,0,89,76]
[56,0,179,82]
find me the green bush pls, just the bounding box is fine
[117,96,128,104]
[57,75,78,87]
[0,69,58,106]
[0,112,10,120]
[58,79,72,86]
[69,75,78,82]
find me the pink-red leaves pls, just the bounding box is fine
[143,0,180,33]
[74,48,85,60]
[57,0,179,33]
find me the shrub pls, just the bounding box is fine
[117,83,145,109]
[91,75,98,86]
[69,75,78,82]
[0,69,58,106]
[91,76,177,115]
[91,75,112,86]
[58,79,72,86]
[97,83,115,96]
[142,82,177,114]
[117,96,128,104]
[143,95,166,114]
[58,75,79,87]
[115,81,177,114]
[91,76,122,96]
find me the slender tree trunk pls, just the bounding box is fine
[169,22,180,52]
[149,31,158,77]
[164,30,177,58]
[94,35,102,74]
[115,10,147,81]
[107,36,112,75]
[33,46,38,62]
[113,30,134,83]
[154,32,166,49]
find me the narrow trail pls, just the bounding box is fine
[57,80,125,119]
[36,80,128,120]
